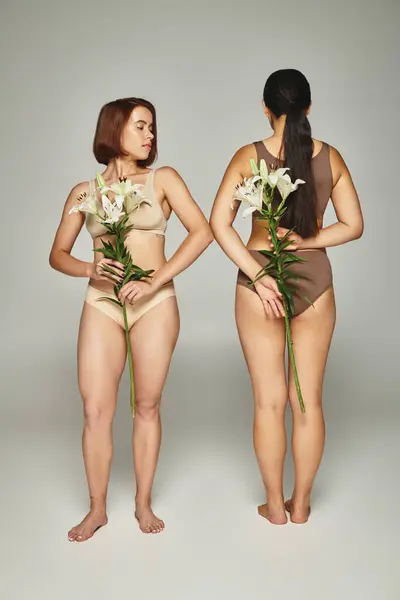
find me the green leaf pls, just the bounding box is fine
[282,269,299,281]
[102,265,120,278]
[279,238,297,251]
[281,253,305,264]
[301,294,314,307]
[258,249,275,260]
[280,227,296,241]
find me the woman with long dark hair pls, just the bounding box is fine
[210,70,363,524]
[50,97,213,540]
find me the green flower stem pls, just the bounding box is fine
[264,188,306,413]
[283,297,305,414]
[122,302,135,417]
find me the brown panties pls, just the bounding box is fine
[237,250,333,317]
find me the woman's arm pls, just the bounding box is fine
[49,182,95,277]
[150,167,213,290]
[210,145,271,280]
[299,147,364,249]
[209,145,284,318]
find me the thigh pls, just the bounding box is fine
[129,296,180,403]
[235,285,287,405]
[78,302,127,412]
[288,287,336,412]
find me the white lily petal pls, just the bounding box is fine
[250,157,259,176]
[280,173,292,183]
[267,172,279,186]
[293,178,306,188]
[242,206,257,218]
[276,179,292,200]
[275,167,290,177]
[259,159,269,180]
[114,195,125,209]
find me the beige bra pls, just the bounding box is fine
[85,169,167,239]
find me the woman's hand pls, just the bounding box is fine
[253,275,285,318]
[269,228,304,251]
[118,279,156,305]
[88,258,125,283]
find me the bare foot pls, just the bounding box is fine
[135,503,164,534]
[68,511,108,542]
[258,503,288,525]
[284,499,311,524]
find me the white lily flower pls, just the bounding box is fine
[266,167,290,187]
[108,180,145,209]
[101,195,125,223]
[124,193,152,215]
[110,180,144,197]
[69,193,98,216]
[233,176,263,218]
[276,174,305,200]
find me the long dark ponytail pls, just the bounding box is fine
[263,69,318,238]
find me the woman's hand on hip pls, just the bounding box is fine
[254,275,285,318]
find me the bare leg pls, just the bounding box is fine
[130,296,179,533]
[287,288,336,523]
[68,303,126,542]
[235,286,288,525]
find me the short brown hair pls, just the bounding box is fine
[93,97,158,167]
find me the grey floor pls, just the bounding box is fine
[1,337,399,600]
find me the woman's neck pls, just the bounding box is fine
[271,115,286,139]
[104,156,144,180]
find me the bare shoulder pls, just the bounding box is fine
[228,143,257,177]
[154,165,181,183]
[231,143,256,162]
[153,167,191,205]
[67,180,90,200]
[63,181,90,213]
[326,144,352,185]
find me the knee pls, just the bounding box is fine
[289,390,323,416]
[135,395,160,421]
[83,399,114,429]
[254,388,288,413]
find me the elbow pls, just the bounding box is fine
[352,221,364,241]
[209,216,220,242]
[203,226,214,249]
[202,223,214,249]
[191,223,214,251]
[49,250,56,270]
[209,218,228,247]
[49,248,62,271]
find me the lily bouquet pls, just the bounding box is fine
[70,174,154,416]
[233,158,308,412]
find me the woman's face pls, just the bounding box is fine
[120,105,154,161]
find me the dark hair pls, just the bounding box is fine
[263,69,317,238]
[93,97,158,167]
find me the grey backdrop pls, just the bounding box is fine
[1,0,399,599]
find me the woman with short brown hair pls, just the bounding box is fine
[50,97,213,540]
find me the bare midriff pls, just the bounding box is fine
[89,230,167,293]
